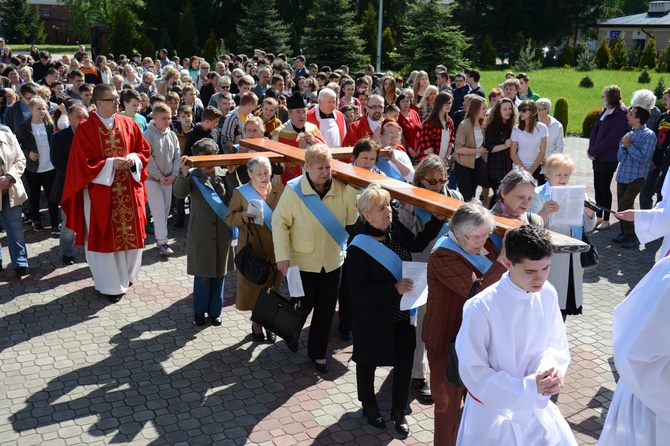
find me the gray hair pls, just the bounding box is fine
[631,89,656,109]
[218,75,231,87]
[499,168,537,197]
[232,68,245,77]
[248,155,272,173]
[449,201,496,238]
[357,182,390,218]
[318,88,336,100]
[536,98,551,112]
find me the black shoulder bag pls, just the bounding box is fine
[234,221,273,286]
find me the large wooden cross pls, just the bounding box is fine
[185,138,588,253]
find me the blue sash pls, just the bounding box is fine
[350,234,418,317]
[237,183,273,232]
[288,176,349,249]
[375,157,405,181]
[414,206,449,238]
[536,183,582,240]
[190,168,239,240]
[433,234,493,275]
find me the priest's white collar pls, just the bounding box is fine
[96,111,116,129]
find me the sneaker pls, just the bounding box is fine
[612,232,626,243]
[159,244,174,256]
[621,238,640,249]
[23,215,32,225]
[145,222,154,234]
[32,221,44,231]
[51,225,61,237]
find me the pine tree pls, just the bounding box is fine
[479,35,497,68]
[660,44,670,72]
[0,0,46,44]
[575,49,596,72]
[595,37,611,69]
[135,33,155,59]
[381,27,395,70]
[108,6,137,57]
[557,44,575,66]
[203,32,220,65]
[510,32,526,66]
[179,0,199,58]
[639,37,658,70]
[608,34,627,70]
[302,0,367,68]
[391,1,471,73]
[360,2,378,61]
[513,42,541,72]
[159,29,175,59]
[236,0,291,55]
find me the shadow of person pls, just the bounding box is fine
[10,301,340,444]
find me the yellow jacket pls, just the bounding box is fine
[272,174,359,273]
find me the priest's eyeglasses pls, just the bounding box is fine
[99,96,120,102]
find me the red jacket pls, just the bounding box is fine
[306,106,347,148]
[342,115,375,147]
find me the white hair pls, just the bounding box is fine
[631,89,656,109]
[318,88,336,100]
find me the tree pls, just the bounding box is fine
[576,49,597,72]
[108,5,138,57]
[135,33,155,59]
[203,32,219,65]
[391,0,471,73]
[479,35,497,68]
[158,28,175,59]
[0,0,46,44]
[639,37,658,70]
[659,43,670,72]
[557,44,575,66]
[596,37,611,69]
[513,42,541,72]
[360,2,378,62]
[381,27,395,70]
[302,0,367,68]
[608,34,627,69]
[179,0,199,58]
[60,0,144,42]
[236,0,291,55]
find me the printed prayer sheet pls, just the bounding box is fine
[549,185,585,226]
[400,261,428,310]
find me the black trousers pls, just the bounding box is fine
[24,169,59,227]
[299,266,342,360]
[337,266,353,334]
[455,157,483,202]
[594,169,616,221]
[356,321,415,411]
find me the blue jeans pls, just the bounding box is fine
[193,276,225,318]
[0,194,28,269]
[60,209,75,257]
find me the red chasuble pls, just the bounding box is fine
[342,114,374,147]
[61,113,151,253]
[272,121,325,185]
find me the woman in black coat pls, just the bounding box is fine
[346,183,442,436]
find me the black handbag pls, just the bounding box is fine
[251,273,308,343]
[580,232,599,269]
[234,221,273,286]
[446,277,482,388]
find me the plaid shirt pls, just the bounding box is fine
[616,124,656,184]
[417,118,454,160]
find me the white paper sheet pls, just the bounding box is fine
[286,266,305,297]
[549,185,585,226]
[400,261,428,310]
[247,199,264,225]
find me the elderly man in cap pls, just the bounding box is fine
[272,92,325,184]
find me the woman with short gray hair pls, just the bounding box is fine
[424,201,507,446]
[491,168,546,226]
[225,155,285,342]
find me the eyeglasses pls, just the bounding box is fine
[383,132,402,140]
[367,105,384,110]
[462,232,492,242]
[421,178,447,186]
[99,97,119,102]
[518,108,530,113]
[221,85,230,89]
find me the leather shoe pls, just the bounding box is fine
[265,329,276,343]
[62,256,75,266]
[313,359,330,373]
[105,294,123,303]
[412,378,433,401]
[362,404,384,428]
[15,266,27,277]
[391,409,409,436]
[194,313,206,326]
[251,324,265,342]
[211,316,222,326]
[287,339,299,352]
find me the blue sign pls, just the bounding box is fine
[609,30,622,39]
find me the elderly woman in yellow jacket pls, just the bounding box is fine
[272,144,359,372]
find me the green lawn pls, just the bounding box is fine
[7,44,81,55]
[480,68,659,135]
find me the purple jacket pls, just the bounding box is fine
[588,103,628,163]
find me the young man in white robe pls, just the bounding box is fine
[455,226,577,446]
[597,255,670,446]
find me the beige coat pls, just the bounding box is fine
[0,131,27,210]
[455,118,487,169]
[225,183,285,310]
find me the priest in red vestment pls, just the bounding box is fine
[306,88,346,148]
[61,84,151,302]
[342,94,384,147]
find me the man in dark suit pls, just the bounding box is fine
[250,67,272,102]
[50,102,89,265]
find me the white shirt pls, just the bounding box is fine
[31,122,54,173]
[511,122,548,169]
[456,273,576,446]
[314,105,342,148]
[542,116,565,173]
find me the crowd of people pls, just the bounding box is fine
[0,42,667,445]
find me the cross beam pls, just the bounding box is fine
[188,138,587,253]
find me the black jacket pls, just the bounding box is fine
[15,118,54,172]
[49,126,74,204]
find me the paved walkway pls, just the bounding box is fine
[0,137,659,445]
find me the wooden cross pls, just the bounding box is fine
[185,138,588,253]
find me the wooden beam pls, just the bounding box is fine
[185,151,285,167]
[233,138,587,252]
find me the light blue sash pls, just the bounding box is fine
[433,234,493,275]
[414,207,449,238]
[190,168,239,240]
[350,234,417,317]
[237,183,273,232]
[536,183,582,240]
[288,176,349,249]
[375,157,405,181]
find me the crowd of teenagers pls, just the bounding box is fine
[0,42,667,445]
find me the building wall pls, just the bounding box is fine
[597,27,670,52]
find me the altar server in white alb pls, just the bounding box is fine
[597,255,670,446]
[455,226,577,446]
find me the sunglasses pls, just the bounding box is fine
[519,108,530,113]
[422,178,447,186]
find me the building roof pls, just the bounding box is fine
[599,12,670,27]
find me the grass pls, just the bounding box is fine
[5,44,81,55]
[480,68,660,135]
